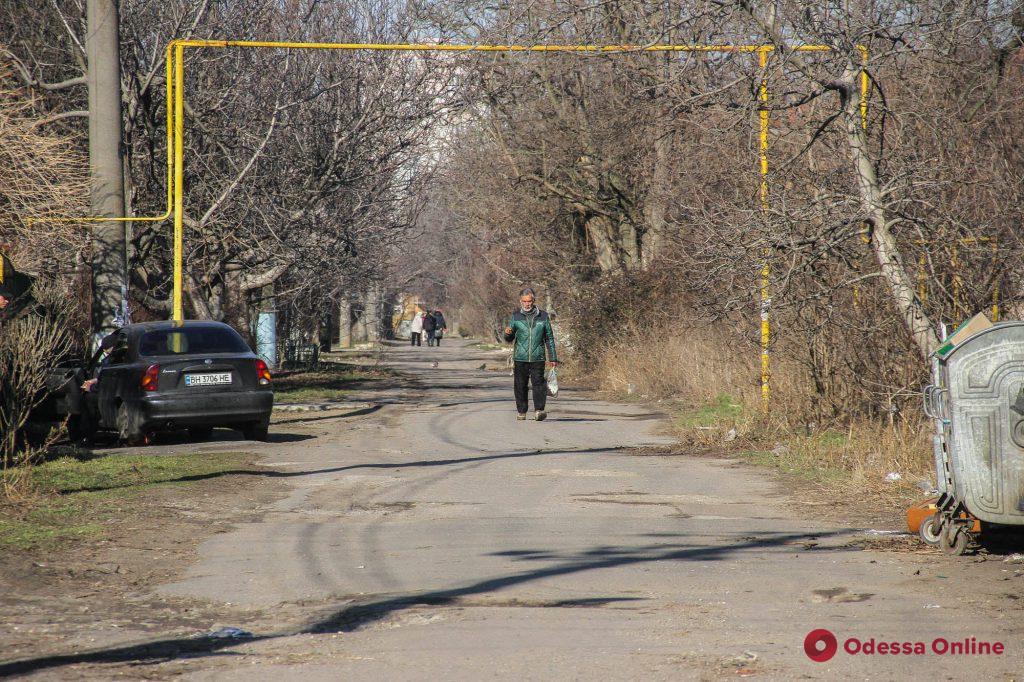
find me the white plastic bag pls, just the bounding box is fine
[546,367,559,398]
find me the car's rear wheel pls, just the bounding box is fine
[117,403,147,446]
[189,426,214,441]
[241,418,269,441]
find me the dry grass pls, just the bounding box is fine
[0,449,39,504]
[749,422,932,502]
[589,329,933,510]
[592,328,813,437]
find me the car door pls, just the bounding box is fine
[95,332,133,427]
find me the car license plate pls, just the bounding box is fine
[184,372,232,387]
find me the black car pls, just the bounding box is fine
[88,321,274,444]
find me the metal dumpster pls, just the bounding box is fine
[923,321,1024,554]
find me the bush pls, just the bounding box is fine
[1,281,79,470]
[558,266,694,363]
[0,63,89,486]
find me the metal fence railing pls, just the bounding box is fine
[282,342,320,372]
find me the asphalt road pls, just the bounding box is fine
[143,339,1022,679]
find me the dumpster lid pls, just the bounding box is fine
[935,312,994,360]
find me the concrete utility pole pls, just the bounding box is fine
[335,298,353,350]
[86,0,128,335]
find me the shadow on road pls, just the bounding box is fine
[272,404,384,425]
[0,529,854,677]
[55,445,636,493]
[74,405,379,461]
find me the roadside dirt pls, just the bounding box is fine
[632,443,910,528]
[632,440,1024,565]
[628,441,1024,633]
[0,456,292,675]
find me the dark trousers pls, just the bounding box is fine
[411,332,421,346]
[514,361,547,414]
[426,330,436,346]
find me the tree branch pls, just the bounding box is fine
[30,109,88,127]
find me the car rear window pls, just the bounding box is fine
[139,327,251,356]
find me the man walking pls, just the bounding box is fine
[423,308,438,346]
[503,288,558,421]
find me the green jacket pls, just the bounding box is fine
[504,308,558,363]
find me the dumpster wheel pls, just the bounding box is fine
[919,514,942,547]
[940,520,970,556]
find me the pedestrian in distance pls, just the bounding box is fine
[423,308,438,346]
[409,310,424,346]
[433,310,447,347]
[503,287,558,421]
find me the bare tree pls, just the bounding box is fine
[0,81,87,467]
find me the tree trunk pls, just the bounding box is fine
[304,316,316,346]
[352,300,369,343]
[184,272,213,320]
[87,0,127,335]
[840,66,939,359]
[223,271,255,345]
[364,285,382,343]
[643,124,671,265]
[335,298,352,350]
[618,217,641,268]
[585,214,621,273]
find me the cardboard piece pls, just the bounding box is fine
[936,312,994,358]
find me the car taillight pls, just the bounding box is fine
[255,359,272,385]
[141,364,159,392]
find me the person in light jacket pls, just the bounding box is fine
[409,311,425,346]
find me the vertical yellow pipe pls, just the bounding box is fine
[758,47,771,411]
[172,43,185,322]
[165,43,174,220]
[858,46,869,130]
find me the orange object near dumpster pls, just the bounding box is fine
[907,498,980,534]
[906,499,938,534]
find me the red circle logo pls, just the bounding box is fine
[804,629,838,662]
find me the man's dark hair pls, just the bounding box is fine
[519,287,536,298]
